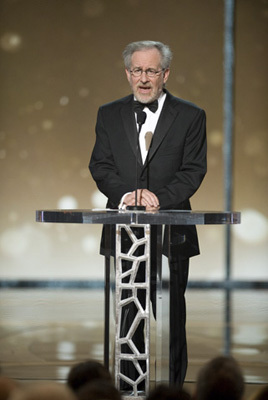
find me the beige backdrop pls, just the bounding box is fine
[0,0,267,281]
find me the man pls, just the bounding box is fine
[89,40,207,387]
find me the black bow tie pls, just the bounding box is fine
[134,99,158,113]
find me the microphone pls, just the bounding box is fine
[126,110,147,211]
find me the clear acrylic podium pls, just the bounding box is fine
[36,209,240,399]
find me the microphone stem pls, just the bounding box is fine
[126,110,146,211]
[135,123,142,207]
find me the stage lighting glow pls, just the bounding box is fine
[233,348,260,356]
[41,120,54,131]
[59,96,69,106]
[233,208,268,244]
[57,341,75,361]
[209,130,223,147]
[0,224,51,257]
[90,343,104,358]
[233,325,267,346]
[81,234,99,253]
[57,367,71,380]
[1,32,22,52]
[91,190,107,208]
[57,196,78,209]
[0,227,29,256]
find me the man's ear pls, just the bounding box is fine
[163,68,170,84]
[125,68,131,83]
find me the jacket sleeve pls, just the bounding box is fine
[89,107,133,208]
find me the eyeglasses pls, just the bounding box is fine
[129,68,164,78]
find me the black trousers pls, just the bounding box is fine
[118,226,189,388]
[169,257,189,385]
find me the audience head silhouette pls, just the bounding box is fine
[147,384,191,400]
[0,376,20,400]
[76,379,121,400]
[67,359,112,392]
[194,355,245,400]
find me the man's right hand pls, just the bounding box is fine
[123,189,160,211]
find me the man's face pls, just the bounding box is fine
[125,48,170,103]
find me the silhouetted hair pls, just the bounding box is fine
[67,360,112,392]
[76,380,121,400]
[147,384,191,400]
[195,356,244,400]
[123,41,173,70]
[0,376,20,400]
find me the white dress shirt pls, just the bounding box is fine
[119,92,166,209]
[137,92,166,163]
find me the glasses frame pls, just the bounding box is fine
[129,67,165,78]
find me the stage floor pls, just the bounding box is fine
[0,289,267,397]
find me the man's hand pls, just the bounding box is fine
[123,189,160,211]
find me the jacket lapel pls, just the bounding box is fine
[120,91,180,168]
[146,91,179,164]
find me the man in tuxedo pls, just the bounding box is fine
[89,40,207,387]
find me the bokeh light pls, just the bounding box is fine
[233,208,268,244]
[91,190,107,208]
[1,32,22,52]
[81,234,99,253]
[57,196,78,209]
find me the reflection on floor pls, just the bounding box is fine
[0,289,267,397]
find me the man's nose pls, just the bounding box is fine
[140,71,149,82]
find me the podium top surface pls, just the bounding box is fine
[36,209,241,225]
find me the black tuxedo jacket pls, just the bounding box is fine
[89,90,207,259]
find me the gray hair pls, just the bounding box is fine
[122,40,173,70]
